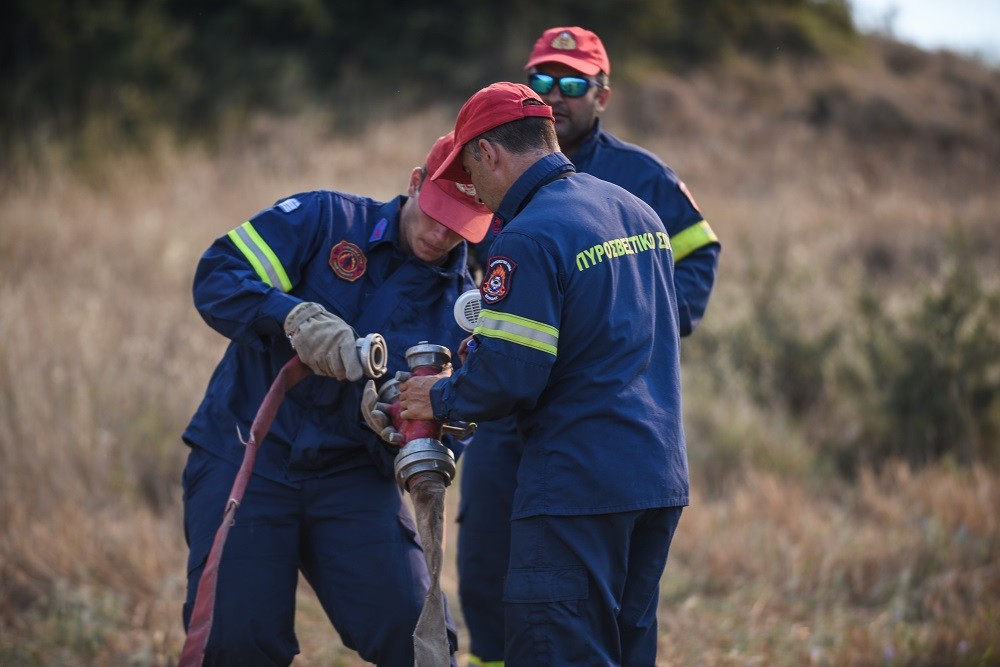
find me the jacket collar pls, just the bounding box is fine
[493,152,576,230]
[566,118,603,167]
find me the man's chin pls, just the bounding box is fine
[555,128,578,148]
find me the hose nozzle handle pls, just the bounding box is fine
[441,421,477,438]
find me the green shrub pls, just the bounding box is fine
[0,0,860,175]
[687,235,999,479]
[850,237,1000,468]
[699,251,843,419]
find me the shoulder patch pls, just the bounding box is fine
[277,198,301,213]
[679,182,701,213]
[481,256,516,305]
[369,217,388,242]
[329,241,367,282]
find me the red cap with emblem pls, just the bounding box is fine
[524,26,610,76]
[419,132,493,243]
[431,83,554,184]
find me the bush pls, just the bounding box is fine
[686,234,1000,479]
[694,250,842,419]
[0,0,861,176]
[849,236,1000,469]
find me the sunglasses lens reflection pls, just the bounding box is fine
[559,78,590,97]
[528,74,592,98]
[528,74,555,94]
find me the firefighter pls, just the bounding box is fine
[398,82,689,666]
[180,133,488,666]
[460,26,721,665]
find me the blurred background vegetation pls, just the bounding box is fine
[1,0,860,174]
[1,0,999,664]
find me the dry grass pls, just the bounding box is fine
[1,43,998,665]
[659,466,999,665]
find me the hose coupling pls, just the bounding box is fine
[356,333,388,378]
[394,437,456,491]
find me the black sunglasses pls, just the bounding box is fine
[527,73,598,98]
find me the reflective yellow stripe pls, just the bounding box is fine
[227,221,293,292]
[468,655,504,667]
[670,219,719,263]
[474,309,558,357]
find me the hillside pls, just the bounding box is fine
[0,37,997,666]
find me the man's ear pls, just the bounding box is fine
[595,85,611,115]
[407,166,424,197]
[477,138,500,169]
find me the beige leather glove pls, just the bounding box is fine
[360,380,404,445]
[284,302,363,381]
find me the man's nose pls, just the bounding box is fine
[431,222,453,240]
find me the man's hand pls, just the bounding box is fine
[457,335,475,364]
[284,302,364,381]
[398,370,451,421]
[360,380,404,445]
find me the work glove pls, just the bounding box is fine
[284,302,364,381]
[361,380,404,445]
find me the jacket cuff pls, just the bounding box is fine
[430,378,454,422]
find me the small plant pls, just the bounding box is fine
[699,250,843,419]
[851,235,1000,468]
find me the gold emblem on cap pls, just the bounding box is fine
[455,182,478,198]
[551,31,577,51]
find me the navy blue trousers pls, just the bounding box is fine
[458,418,683,665]
[182,445,458,666]
[505,509,683,666]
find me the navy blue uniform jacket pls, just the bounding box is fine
[474,119,719,336]
[183,191,475,482]
[434,154,690,519]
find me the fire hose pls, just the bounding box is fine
[370,342,473,667]
[178,336,467,667]
[178,333,387,667]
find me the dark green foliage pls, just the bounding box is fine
[666,0,856,66]
[1,0,193,156]
[699,250,842,418]
[0,0,860,168]
[852,236,1000,469]
[687,235,1000,476]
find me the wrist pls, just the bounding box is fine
[284,301,323,339]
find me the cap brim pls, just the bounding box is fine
[419,178,491,243]
[524,54,602,76]
[430,142,471,184]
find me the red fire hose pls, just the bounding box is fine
[178,331,386,666]
[177,356,312,667]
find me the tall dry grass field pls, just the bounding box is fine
[1,45,998,665]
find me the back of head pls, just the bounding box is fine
[432,82,556,183]
[524,26,610,76]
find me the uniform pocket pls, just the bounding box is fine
[502,567,588,665]
[503,566,587,604]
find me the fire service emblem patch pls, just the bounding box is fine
[551,31,577,51]
[329,241,367,282]
[481,256,516,305]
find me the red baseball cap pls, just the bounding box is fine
[419,132,493,242]
[524,26,610,76]
[431,82,554,184]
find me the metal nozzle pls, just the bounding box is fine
[357,333,388,378]
[405,342,451,370]
[376,377,402,404]
[394,438,456,491]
